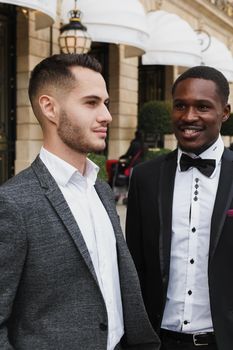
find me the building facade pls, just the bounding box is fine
[0,0,233,184]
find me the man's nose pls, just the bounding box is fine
[99,104,112,123]
[183,107,198,120]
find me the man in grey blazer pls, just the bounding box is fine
[0,54,160,350]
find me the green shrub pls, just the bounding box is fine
[144,148,171,161]
[88,153,107,181]
[221,113,233,135]
[138,100,172,137]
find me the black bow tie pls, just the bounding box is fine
[180,153,216,177]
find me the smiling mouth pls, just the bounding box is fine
[179,126,203,137]
[183,129,199,136]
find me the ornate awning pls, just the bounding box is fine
[61,0,149,57]
[1,0,56,29]
[201,36,233,82]
[142,10,202,67]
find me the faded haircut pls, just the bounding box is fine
[172,65,229,105]
[28,53,102,110]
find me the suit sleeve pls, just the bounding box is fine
[125,168,146,290]
[0,193,27,349]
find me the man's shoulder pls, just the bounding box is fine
[0,161,39,199]
[1,166,33,187]
[223,147,233,161]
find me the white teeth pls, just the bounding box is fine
[184,129,197,135]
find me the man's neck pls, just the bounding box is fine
[180,137,219,156]
[43,144,87,175]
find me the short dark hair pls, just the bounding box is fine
[28,53,102,107]
[172,65,229,105]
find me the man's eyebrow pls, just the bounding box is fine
[82,95,109,102]
[173,98,213,103]
[173,98,185,103]
[82,95,102,100]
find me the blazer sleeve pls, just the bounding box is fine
[0,192,27,349]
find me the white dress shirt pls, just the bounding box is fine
[161,135,224,333]
[40,147,124,350]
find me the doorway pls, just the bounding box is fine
[0,4,16,184]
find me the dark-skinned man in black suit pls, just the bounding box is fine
[126,66,233,350]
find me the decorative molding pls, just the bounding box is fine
[207,0,233,18]
[154,0,163,10]
[197,17,205,31]
[140,0,163,12]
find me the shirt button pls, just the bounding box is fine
[195,178,199,183]
[192,227,196,232]
[193,196,198,201]
[184,320,188,325]
[190,259,194,264]
[194,190,198,195]
[188,290,192,295]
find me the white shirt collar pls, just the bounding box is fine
[39,147,99,187]
[177,135,224,178]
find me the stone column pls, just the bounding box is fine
[15,10,60,173]
[108,44,138,159]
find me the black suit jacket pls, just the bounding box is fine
[126,147,233,350]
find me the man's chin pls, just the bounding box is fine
[88,142,106,153]
[178,139,217,155]
[178,142,202,154]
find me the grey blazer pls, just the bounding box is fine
[0,156,160,350]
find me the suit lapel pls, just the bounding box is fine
[31,156,99,286]
[157,148,233,270]
[159,150,177,280]
[209,148,233,262]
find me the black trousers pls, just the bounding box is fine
[160,335,218,350]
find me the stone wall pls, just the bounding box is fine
[15,10,60,173]
[108,45,138,159]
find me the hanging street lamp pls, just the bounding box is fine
[59,0,92,54]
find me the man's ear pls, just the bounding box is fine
[222,104,231,123]
[38,95,59,125]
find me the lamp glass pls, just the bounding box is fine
[59,29,92,54]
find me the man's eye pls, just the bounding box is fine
[198,105,209,111]
[87,100,97,106]
[174,103,185,110]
